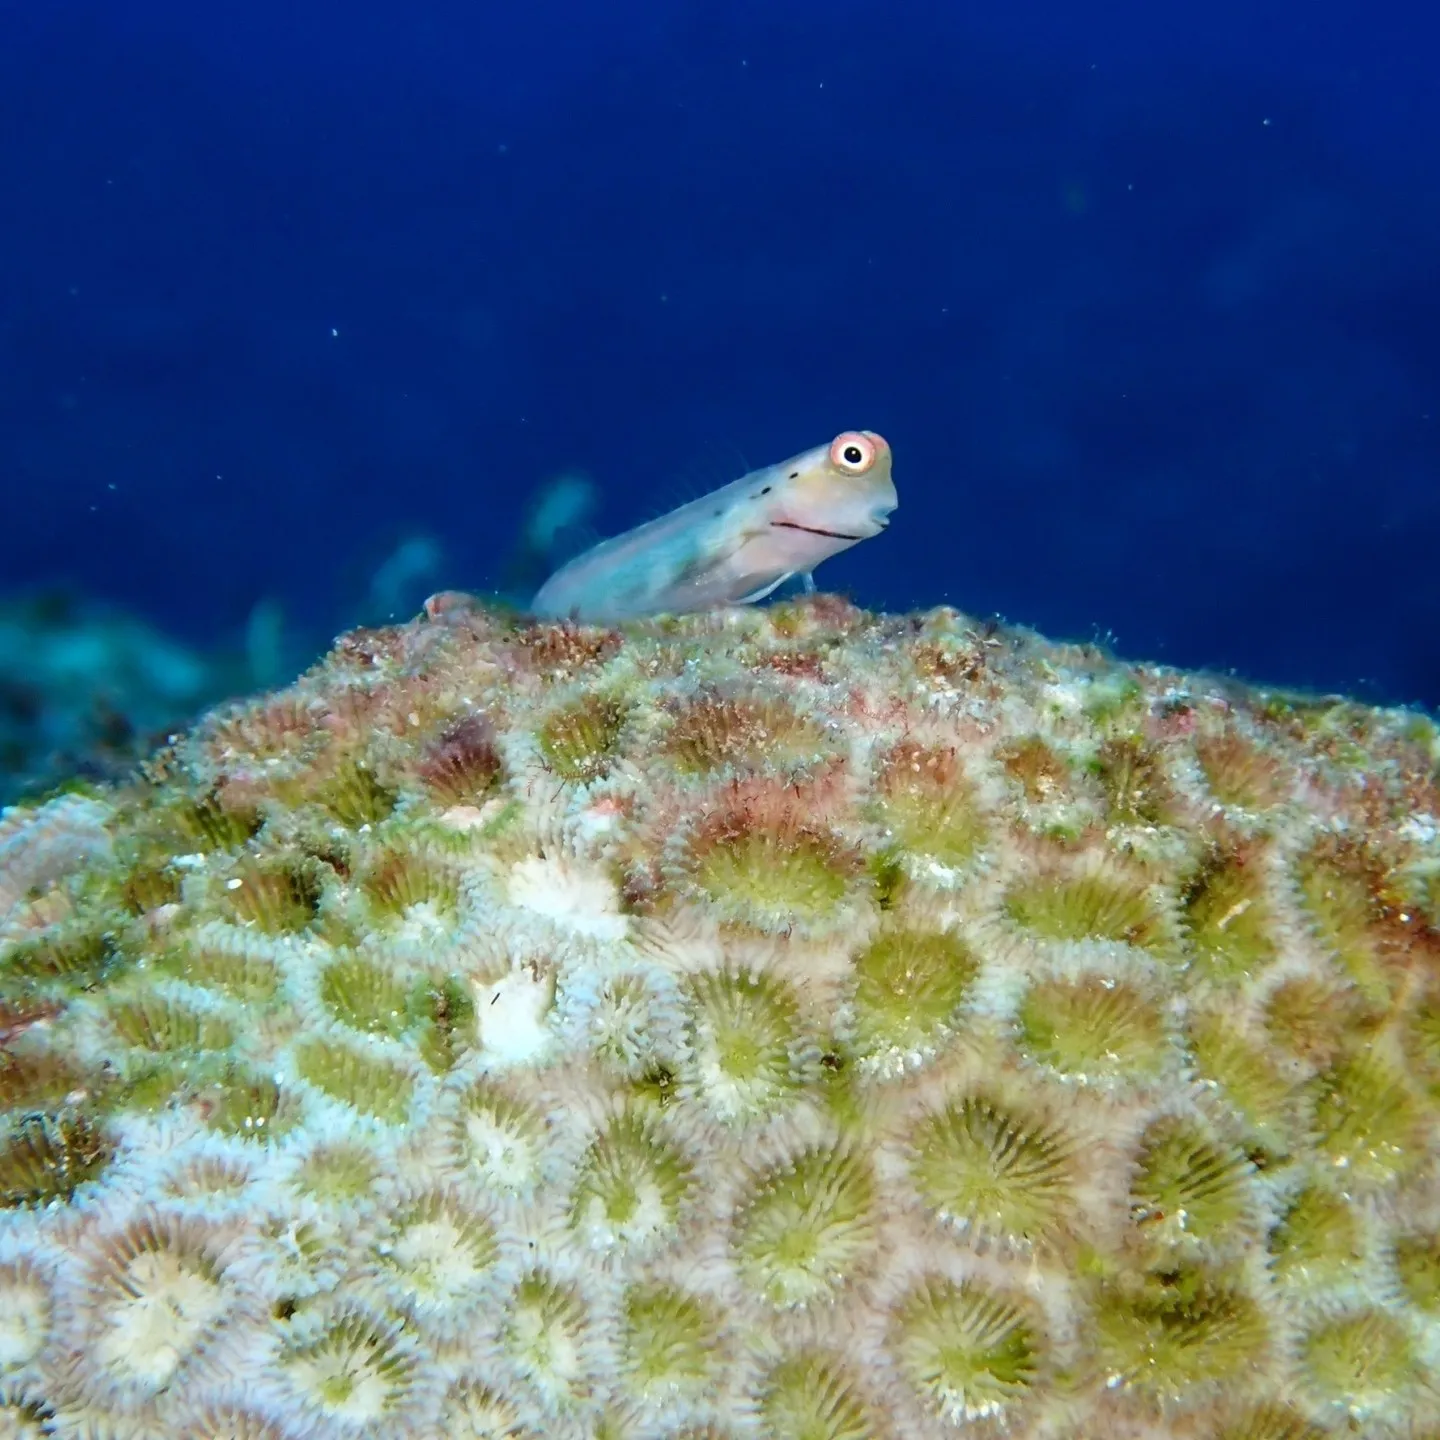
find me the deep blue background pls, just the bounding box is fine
[2,0,1438,704]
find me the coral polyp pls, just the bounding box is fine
[568,1109,691,1254]
[536,691,629,782]
[733,1142,876,1308]
[0,1112,111,1207]
[681,967,810,1123]
[890,1276,1042,1425]
[79,1213,240,1402]
[279,1304,418,1429]
[871,739,988,870]
[670,780,868,935]
[907,1091,1077,1248]
[849,923,977,1068]
[413,711,504,805]
[2,596,1439,1435]
[659,687,828,776]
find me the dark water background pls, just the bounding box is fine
[3,0,1438,707]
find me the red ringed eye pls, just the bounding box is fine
[829,431,877,474]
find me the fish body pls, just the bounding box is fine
[531,431,896,622]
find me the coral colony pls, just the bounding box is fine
[1,596,1439,1438]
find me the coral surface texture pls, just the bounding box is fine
[2,598,1439,1439]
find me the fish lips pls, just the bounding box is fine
[770,501,895,544]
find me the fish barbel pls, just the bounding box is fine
[530,431,896,622]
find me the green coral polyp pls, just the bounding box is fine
[294,1143,380,1202]
[1269,1182,1361,1285]
[380,1191,498,1318]
[759,1352,874,1440]
[202,1066,295,1138]
[294,1039,413,1123]
[570,966,681,1080]
[281,1308,415,1425]
[621,1285,719,1399]
[891,1276,1041,1424]
[661,691,825,775]
[86,1216,233,1397]
[1187,1011,1295,1152]
[410,973,475,1072]
[569,1112,690,1253]
[1183,851,1277,978]
[1297,847,1390,1003]
[1130,1118,1252,1248]
[999,735,1072,804]
[683,809,863,934]
[0,1112,110,1207]
[1093,735,1173,826]
[873,741,988,867]
[1017,974,1168,1082]
[684,969,806,1123]
[316,761,397,828]
[734,1144,875,1307]
[849,925,977,1065]
[220,858,322,934]
[120,861,182,914]
[1196,734,1287,810]
[1299,1309,1417,1415]
[504,1273,595,1409]
[1310,1049,1420,1184]
[159,939,279,1002]
[1393,1232,1440,1311]
[318,954,410,1037]
[171,791,262,851]
[460,1084,547,1194]
[537,693,627,781]
[908,1094,1075,1247]
[1093,1266,1269,1400]
[0,1047,90,1114]
[2,926,112,987]
[1263,975,1355,1066]
[1404,990,1440,1094]
[1005,871,1168,951]
[110,992,235,1053]
[359,852,460,927]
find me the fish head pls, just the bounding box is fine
[761,430,897,561]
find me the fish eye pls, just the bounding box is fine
[829,431,877,474]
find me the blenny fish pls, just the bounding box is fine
[531,431,897,622]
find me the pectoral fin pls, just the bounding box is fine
[734,572,796,605]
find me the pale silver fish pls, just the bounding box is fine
[531,431,897,622]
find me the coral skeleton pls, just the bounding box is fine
[2,596,1440,1437]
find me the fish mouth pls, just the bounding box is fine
[770,520,866,541]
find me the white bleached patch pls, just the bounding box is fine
[473,969,557,1069]
[506,855,629,941]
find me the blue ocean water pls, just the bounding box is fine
[1,0,1437,710]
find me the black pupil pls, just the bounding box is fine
[843,444,864,465]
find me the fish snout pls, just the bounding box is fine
[864,478,899,534]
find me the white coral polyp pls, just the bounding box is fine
[506,855,629,940]
[285,1346,394,1425]
[384,1206,492,1317]
[93,1248,226,1391]
[0,1265,51,1369]
[463,1106,542,1193]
